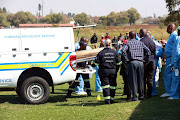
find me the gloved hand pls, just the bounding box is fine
[118,50,122,55]
[173,62,178,69]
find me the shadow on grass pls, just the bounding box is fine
[0,94,89,104]
[0,95,23,104]
[56,101,105,107]
[128,65,180,120]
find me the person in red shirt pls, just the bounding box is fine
[105,32,110,39]
[123,39,128,45]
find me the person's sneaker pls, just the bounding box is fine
[75,91,87,95]
[168,97,179,100]
[160,93,170,97]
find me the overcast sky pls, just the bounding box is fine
[0,0,168,17]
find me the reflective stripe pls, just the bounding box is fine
[95,63,99,66]
[104,96,110,100]
[110,86,116,89]
[68,88,74,91]
[110,97,114,100]
[117,61,122,65]
[102,85,110,89]
[84,79,90,82]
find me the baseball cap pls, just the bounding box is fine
[178,26,180,30]
[80,41,87,46]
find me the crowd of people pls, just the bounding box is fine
[66,23,180,104]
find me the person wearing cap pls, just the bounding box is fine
[74,37,87,95]
[66,41,92,97]
[122,31,151,101]
[95,39,121,104]
[105,32,110,39]
[135,33,140,40]
[124,32,129,40]
[178,25,180,36]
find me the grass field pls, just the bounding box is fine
[74,25,170,43]
[0,65,180,120]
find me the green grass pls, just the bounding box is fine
[0,65,180,120]
[74,25,170,43]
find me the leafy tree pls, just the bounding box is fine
[62,14,70,23]
[73,12,91,25]
[13,11,36,26]
[107,12,117,26]
[99,16,107,26]
[93,16,99,24]
[6,13,15,26]
[0,8,2,13]
[127,8,141,25]
[165,0,180,25]
[2,7,7,13]
[0,13,10,27]
[43,13,63,24]
[117,11,129,25]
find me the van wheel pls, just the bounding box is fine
[20,76,50,104]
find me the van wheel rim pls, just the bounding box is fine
[27,83,44,101]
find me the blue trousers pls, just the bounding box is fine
[75,75,85,93]
[152,58,159,96]
[170,61,180,98]
[163,57,173,94]
[75,66,102,93]
[94,66,102,92]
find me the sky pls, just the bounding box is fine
[0,0,168,17]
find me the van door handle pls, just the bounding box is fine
[12,48,17,51]
[25,48,29,50]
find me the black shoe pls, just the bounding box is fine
[110,100,114,104]
[126,99,131,102]
[87,92,92,96]
[105,100,111,104]
[132,98,138,101]
[65,95,71,98]
[139,97,145,100]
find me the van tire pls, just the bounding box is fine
[20,76,50,104]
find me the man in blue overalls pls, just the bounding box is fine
[168,26,180,99]
[160,24,178,98]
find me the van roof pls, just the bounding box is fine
[19,24,75,28]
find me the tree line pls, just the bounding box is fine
[165,0,180,25]
[0,1,179,28]
[0,7,142,27]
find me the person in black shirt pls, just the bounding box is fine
[91,33,98,48]
[112,36,118,50]
[95,39,121,104]
[66,41,92,97]
[140,28,156,98]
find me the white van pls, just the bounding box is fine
[0,27,77,104]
